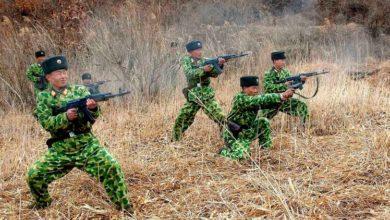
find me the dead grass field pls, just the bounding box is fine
[0,1,389,218]
[0,60,389,219]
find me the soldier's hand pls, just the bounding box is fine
[66,108,78,121]
[281,88,295,100]
[301,76,307,82]
[284,81,292,86]
[203,65,212,72]
[218,58,226,65]
[86,99,97,110]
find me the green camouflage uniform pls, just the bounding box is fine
[220,93,282,160]
[27,84,131,210]
[172,55,225,141]
[26,63,47,96]
[261,67,308,122]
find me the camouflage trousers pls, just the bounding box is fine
[220,117,271,160]
[27,134,132,210]
[261,98,308,123]
[172,97,225,141]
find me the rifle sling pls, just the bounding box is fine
[294,77,320,99]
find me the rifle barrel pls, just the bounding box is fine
[302,71,329,76]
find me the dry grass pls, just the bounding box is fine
[0,60,389,219]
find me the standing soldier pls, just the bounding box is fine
[26,50,47,96]
[172,40,226,141]
[261,51,309,124]
[220,76,294,160]
[81,73,101,95]
[26,56,133,213]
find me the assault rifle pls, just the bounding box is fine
[37,76,47,90]
[53,91,130,123]
[90,80,110,86]
[275,71,329,90]
[198,53,249,74]
[84,80,111,94]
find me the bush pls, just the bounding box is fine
[316,0,390,37]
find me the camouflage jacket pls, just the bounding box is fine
[35,84,100,139]
[228,92,282,128]
[181,55,222,102]
[263,67,291,93]
[26,63,47,91]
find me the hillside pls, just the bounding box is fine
[0,0,389,219]
[0,0,389,109]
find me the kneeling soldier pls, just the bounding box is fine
[26,56,133,213]
[219,76,294,160]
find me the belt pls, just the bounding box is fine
[46,129,91,148]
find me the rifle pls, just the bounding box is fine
[87,80,111,87]
[37,75,47,90]
[94,80,110,86]
[84,80,111,94]
[53,91,130,123]
[275,71,329,90]
[198,53,249,74]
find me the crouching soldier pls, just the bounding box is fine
[26,56,133,213]
[219,76,294,160]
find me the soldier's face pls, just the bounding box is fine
[83,79,92,84]
[46,69,68,89]
[243,86,259,96]
[189,48,202,58]
[36,56,45,63]
[273,59,286,69]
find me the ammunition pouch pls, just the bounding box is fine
[182,81,206,101]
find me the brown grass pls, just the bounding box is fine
[0,1,389,219]
[0,60,389,218]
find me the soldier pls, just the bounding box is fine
[261,51,309,124]
[172,40,226,141]
[81,73,101,95]
[26,56,133,213]
[219,76,294,160]
[26,50,47,96]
